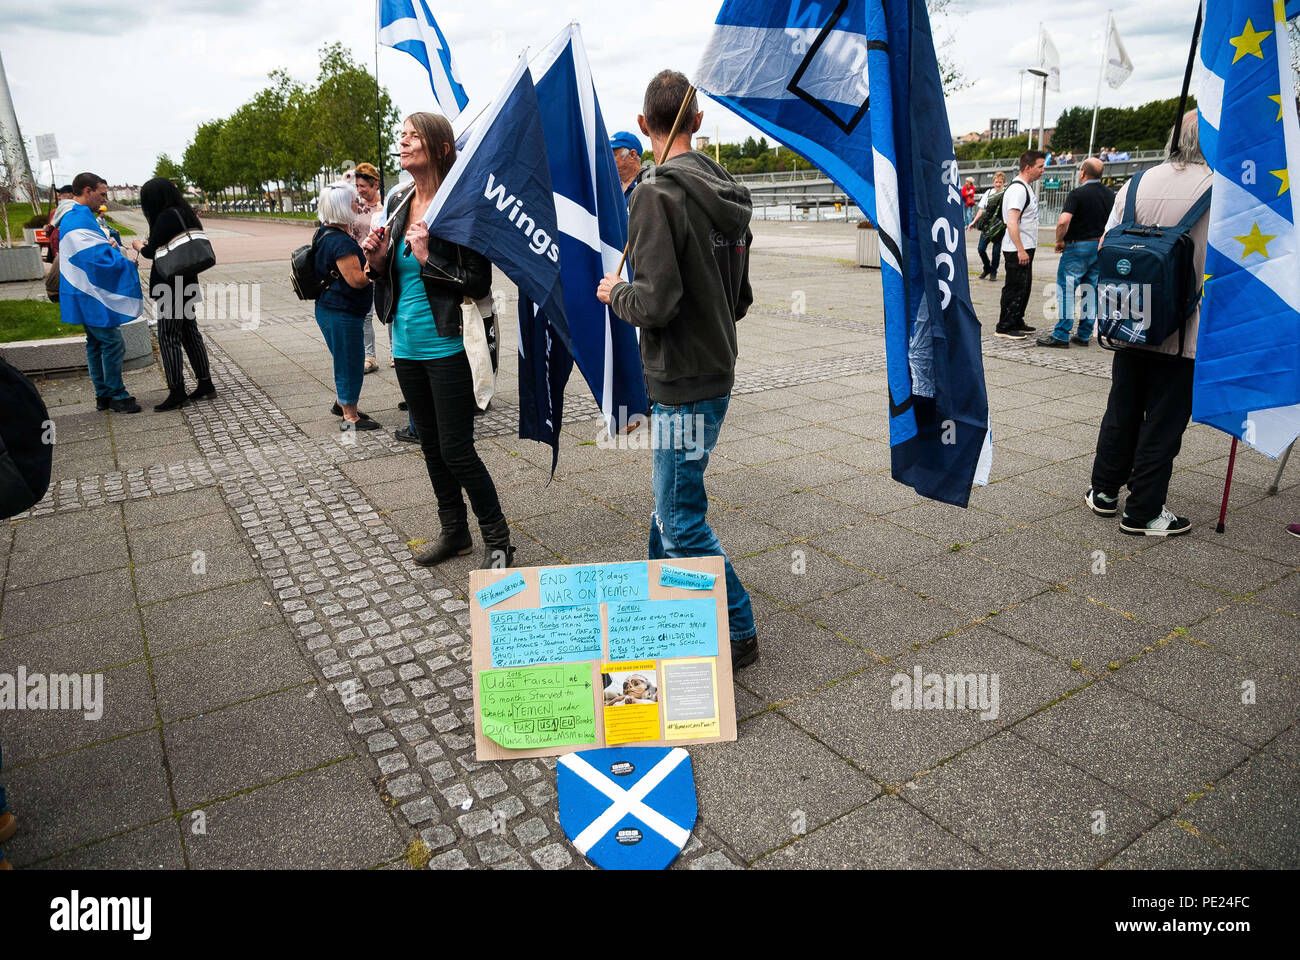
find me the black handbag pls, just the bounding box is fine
[154,209,216,282]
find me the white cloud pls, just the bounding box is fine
[1,0,1201,184]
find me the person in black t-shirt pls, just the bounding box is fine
[314,184,379,431]
[1037,158,1115,348]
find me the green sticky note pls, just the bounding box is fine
[479,665,597,750]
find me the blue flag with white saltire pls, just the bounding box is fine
[378,0,470,121]
[1194,0,1300,458]
[697,0,990,507]
[57,203,142,328]
[521,24,649,454]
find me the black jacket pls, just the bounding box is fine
[371,183,491,338]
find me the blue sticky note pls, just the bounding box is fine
[538,563,650,607]
[476,571,527,610]
[658,565,716,591]
[489,605,603,668]
[607,599,719,660]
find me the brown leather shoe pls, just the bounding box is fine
[0,812,16,844]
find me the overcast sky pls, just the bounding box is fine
[1,0,1204,185]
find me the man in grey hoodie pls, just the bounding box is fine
[597,69,758,668]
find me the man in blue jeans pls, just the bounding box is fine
[59,172,144,412]
[1037,158,1114,349]
[598,69,758,667]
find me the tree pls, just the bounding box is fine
[928,0,971,94]
[1051,96,1197,153]
[152,153,187,190]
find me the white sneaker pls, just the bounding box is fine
[1120,506,1192,537]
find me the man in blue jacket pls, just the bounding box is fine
[59,172,143,413]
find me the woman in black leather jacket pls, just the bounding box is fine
[362,111,513,569]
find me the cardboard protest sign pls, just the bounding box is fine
[468,557,737,760]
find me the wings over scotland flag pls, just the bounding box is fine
[378,0,470,121]
[523,24,649,449]
[1194,0,1300,459]
[423,55,568,337]
[698,0,991,506]
[57,203,142,329]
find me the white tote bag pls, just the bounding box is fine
[461,300,495,410]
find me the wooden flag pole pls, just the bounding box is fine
[615,84,697,276]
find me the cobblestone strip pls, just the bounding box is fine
[174,338,739,870]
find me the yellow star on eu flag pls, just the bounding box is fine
[1230,19,1273,63]
[1270,94,1284,120]
[1234,222,1276,259]
[1272,168,1291,196]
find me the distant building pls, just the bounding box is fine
[107,184,140,203]
[989,117,1019,140]
[695,136,711,150]
[954,131,983,145]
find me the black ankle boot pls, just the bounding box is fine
[479,518,516,570]
[188,379,216,401]
[154,387,188,412]
[412,510,473,566]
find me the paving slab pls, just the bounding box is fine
[904,731,1162,869]
[1102,819,1251,870]
[1183,751,1300,869]
[30,820,187,871]
[755,795,990,869]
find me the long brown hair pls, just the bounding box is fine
[406,112,456,187]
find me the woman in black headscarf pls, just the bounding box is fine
[131,178,215,411]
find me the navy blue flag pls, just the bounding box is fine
[521,24,649,451]
[698,0,991,506]
[423,56,573,466]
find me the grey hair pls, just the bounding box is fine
[317,184,358,228]
[1166,109,1205,168]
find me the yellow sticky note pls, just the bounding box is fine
[602,660,661,745]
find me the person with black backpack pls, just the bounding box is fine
[132,178,216,411]
[312,184,380,432]
[1086,111,1212,537]
[968,170,1006,281]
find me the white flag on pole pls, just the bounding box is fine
[1104,18,1134,89]
[1037,26,1061,92]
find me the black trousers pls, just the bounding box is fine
[1091,348,1195,523]
[394,352,503,527]
[153,279,210,390]
[977,233,998,278]
[997,248,1035,331]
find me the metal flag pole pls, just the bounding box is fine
[1216,438,1239,533]
[374,0,386,195]
[1088,10,1111,157]
[1017,69,1026,135]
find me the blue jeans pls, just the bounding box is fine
[1052,241,1101,342]
[315,304,366,406]
[84,324,128,399]
[648,396,756,644]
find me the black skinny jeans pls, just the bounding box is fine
[1091,348,1195,524]
[394,351,503,527]
[997,248,1035,331]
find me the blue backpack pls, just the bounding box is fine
[1095,168,1211,354]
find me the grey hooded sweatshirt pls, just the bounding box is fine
[610,150,753,405]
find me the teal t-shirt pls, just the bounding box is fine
[391,244,465,360]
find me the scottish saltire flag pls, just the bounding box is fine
[378,0,469,121]
[520,24,649,459]
[557,748,697,870]
[1194,0,1300,458]
[57,203,141,329]
[698,0,990,506]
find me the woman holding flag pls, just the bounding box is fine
[361,113,514,570]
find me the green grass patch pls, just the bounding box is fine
[205,209,318,221]
[2,202,134,240]
[0,299,82,342]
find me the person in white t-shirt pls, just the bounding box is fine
[995,150,1046,339]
